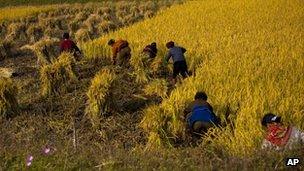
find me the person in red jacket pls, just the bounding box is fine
[60,33,81,60]
[261,113,304,150]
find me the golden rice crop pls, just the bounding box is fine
[130,53,150,84]
[0,77,19,118]
[0,5,56,22]
[84,0,304,156]
[143,78,168,99]
[85,68,116,128]
[39,52,77,96]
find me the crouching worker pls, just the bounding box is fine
[60,32,82,61]
[184,92,220,135]
[108,39,131,67]
[261,113,304,150]
[143,42,157,59]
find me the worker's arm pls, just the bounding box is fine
[183,102,193,119]
[206,102,214,113]
[72,42,81,53]
[165,51,171,62]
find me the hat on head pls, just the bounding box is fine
[108,39,115,45]
[166,41,174,48]
[261,113,281,126]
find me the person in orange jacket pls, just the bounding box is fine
[108,39,131,67]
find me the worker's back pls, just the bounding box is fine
[168,46,186,63]
[113,39,129,52]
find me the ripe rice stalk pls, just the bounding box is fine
[26,25,43,43]
[39,52,77,97]
[143,79,168,99]
[0,77,19,118]
[5,22,27,41]
[21,37,60,66]
[83,14,102,33]
[75,28,91,44]
[97,21,117,34]
[85,68,116,128]
[130,53,150,84]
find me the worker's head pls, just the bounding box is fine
[108,39,115,46]
[63,32,70,39]
[261,113,282,127]
[194,91,208,101]
[166,41,174,49]
[151,42,157,47]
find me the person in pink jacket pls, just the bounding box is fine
[261,113,304,150]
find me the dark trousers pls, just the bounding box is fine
[173,61,188,79]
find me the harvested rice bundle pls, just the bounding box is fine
[26,25,43,43]
[21,37,60,66]
[0,22,8,37]
[85,68,116,128]
[0,77,19,118]
[75,28,91,43]
[97,20,116,33]
[40,52,77,96]
[5,22,27,41]
[68,20,80,35]
[44,27,63,39]
[0,68,16,78]
[102,13,113,21]
[37,12,48,21]
[0,40,13,61]
[83,14,103,33]
[74,12,88,22]
[143,79,168,99]
[95,7,112,15]
[144,10,154,18]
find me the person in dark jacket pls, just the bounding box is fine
[60,32,81,60]
[165,41,189,84]
[143,42,157,59]
[184,92,220,134]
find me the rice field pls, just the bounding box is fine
[0,0,104,7]
[84,0,304,156]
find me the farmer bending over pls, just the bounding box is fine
[261,113,304,150]
[60,32,81,60]
[143,42,157,59]
[108,39,131,67]
[184,92,220,135]
[165,41,188,84]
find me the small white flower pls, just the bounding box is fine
[26,161,32,166]
[44,148,51,154]
[27,156,34,161]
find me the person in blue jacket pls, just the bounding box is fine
[184,91,220,134]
